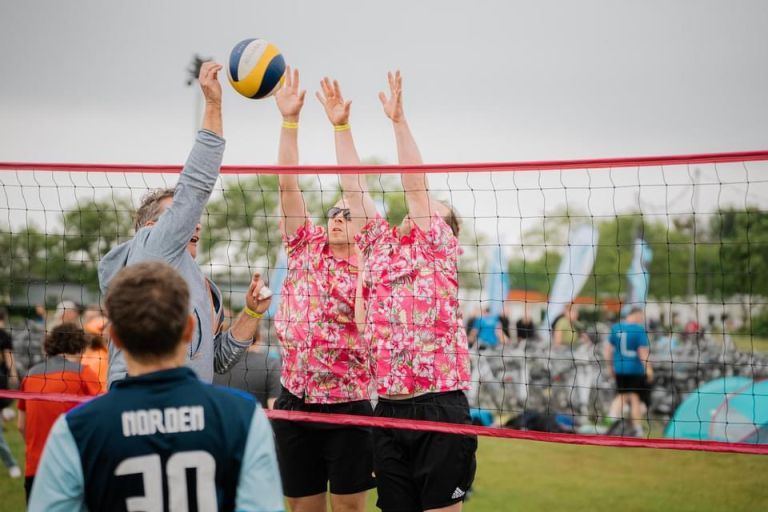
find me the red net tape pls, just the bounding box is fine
[2,390,765,455]
[1,149,767,174]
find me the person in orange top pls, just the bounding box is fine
[81,315,109,392]
[17,323,101,502]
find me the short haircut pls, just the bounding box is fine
[627,306,644,317]
[439,201,461,237]
[134,188,175,231]
[105,261,190,361]
[44,323,88,357]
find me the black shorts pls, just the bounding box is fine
[374,391,478,512]
[615,374,650,404]
[271,387,375,498]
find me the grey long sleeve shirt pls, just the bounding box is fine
[99,129,249,386]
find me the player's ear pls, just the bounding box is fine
[109,324,124,350]
[181,314,195,346]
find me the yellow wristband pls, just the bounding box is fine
[243,306,263,319]
[333,123,351,132]
[281,121,299,130]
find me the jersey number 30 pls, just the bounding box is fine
[115,451,217,511]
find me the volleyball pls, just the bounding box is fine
[227,38,286,99]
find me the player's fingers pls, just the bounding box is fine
[284,65,292,87]
[333,79,343,100]
[315,90,326,106]
[321,77,332,96]
[378,91,387,106]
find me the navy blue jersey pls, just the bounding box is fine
[29,367,283,512]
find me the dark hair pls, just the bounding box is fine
[134,188,175,231]
[0,307,6,323]
[105,261,190,361]
[44,323,88,356]
[440,202,461,237]
[87,333,107,351]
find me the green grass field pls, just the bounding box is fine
[2,418,766,512]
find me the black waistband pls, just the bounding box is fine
[377,390,464,406]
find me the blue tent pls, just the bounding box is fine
[664,377,768,444]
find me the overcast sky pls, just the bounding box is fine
[1,1,767,246]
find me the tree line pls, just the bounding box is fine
[507,208,768,300]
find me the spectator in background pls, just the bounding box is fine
[214,302,280,409]
[18,323,101,501]
[499,305,511,340]
[684,318,701,343]
[0,307,22,479]
[516,308,537,343]
[81,315,109,393]
[81,305,103,327]
[468,306,508,350]
[552,303,584,348]
[32,305,47,328]
[53,300,82,328]
[605,307,652,437]
[718,314,736,359]
[465,306,481,336]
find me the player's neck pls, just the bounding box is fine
[61,353,81,364]
[328,242,353,260]
[125,359,183,377]
[123,350,186,377]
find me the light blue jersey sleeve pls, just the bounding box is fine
[28,416,87,512]
[236,406,285,512]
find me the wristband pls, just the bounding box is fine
[243,306,263,319]
[281,121,299,130]
[334,123,351,132]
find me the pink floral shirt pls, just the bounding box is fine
[357,214,471,396]
[274,222,371,404]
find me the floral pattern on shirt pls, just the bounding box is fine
[356,214,471,396]
[274,222,371,404]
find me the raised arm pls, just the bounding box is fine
[275,65,309,237]
[317,77,377,230]
[144,61,226,259]
[382,71,446,231]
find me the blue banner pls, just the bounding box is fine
[546,224,599,328]
[266,248,287,319]
[483,245,510,318]
[621,238,653,316]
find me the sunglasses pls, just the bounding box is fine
[327,207,352,221]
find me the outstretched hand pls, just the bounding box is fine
[378,70,403,123]
[275,65,306,121]
[245,272,272,315]
[316,77,352,126]
[198,61,223,106]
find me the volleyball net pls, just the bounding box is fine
[1,151,767,455]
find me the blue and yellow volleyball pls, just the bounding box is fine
[227,38,286,99]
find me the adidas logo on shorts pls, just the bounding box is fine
[451,487,466,499]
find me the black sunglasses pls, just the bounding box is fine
[327,207,351,220]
